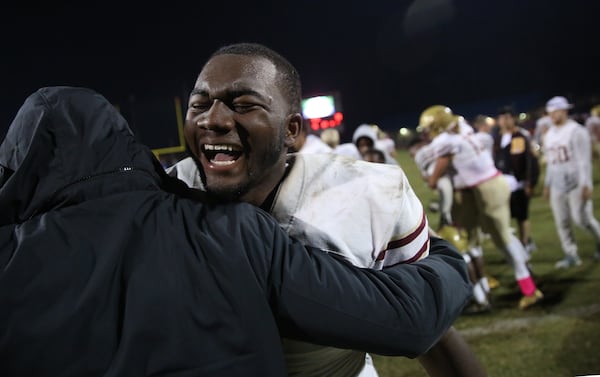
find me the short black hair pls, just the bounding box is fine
[363,148,386,163]
[210,43,302,114]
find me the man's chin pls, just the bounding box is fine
[204,181,246,202]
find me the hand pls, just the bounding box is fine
[582,186,592,200]
[524,185,533,197]
[427,176,437,190]
[543,186,550,201]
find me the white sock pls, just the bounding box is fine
[480,277,490,293]
[473,282,488,305]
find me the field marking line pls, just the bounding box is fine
[460,303,600,338]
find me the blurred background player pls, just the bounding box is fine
[352,123,398,165]
[494,106,540,254]
[472,114,498,139]
[291,121,333,154]
[320,127,363,160]
[585,104,600,162]
[416,106,494,310]
[362,147,387,164]
[412,130,455,228]
[375,127,398,160]
[422,105,543,309]
[542,96,600,267]
[320,127,340,149]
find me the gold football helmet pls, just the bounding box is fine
[418,105,459,138]
[436,225,468,254]
[591,105,600,117]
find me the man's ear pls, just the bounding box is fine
[284,113,303,148]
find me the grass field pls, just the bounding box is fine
[372,149,600,377]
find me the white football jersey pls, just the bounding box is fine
[473,132,494,156]
[414,142,437,176]
[299,134,334,154]
[543,119,593,192]
[585,115,600,142]
[272,153,429,269]
[431,131,499,189]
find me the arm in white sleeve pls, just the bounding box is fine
[572,127,593,188]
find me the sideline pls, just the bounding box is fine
[460,303,600,338]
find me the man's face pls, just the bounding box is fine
[363,150,385,164]
[185,54,297,204]
[549,109,568,125]
[356,137,374,155]
[497,113,515,131]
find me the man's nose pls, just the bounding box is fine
[197,100,234,132]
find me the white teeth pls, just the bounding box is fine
[210,160,236,166]
[204,144,235,151]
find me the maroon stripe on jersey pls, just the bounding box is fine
[384,211,427,250]
[375,211,428,262]
[402,239,429,264]
[381,239,430,268]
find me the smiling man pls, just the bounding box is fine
[179,47,300,207]
[169,43,483,377]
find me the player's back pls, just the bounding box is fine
[431,132,498,189]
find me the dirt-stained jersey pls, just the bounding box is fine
[271,153,429,269]
[168,154,429,269]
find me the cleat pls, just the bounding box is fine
[486,275,500,290]
[519,289,544,310]
[554,255,582,269]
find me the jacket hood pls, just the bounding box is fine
[352,124,378,145]
[0,86,164,225]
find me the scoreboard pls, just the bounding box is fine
[301,92,344,132]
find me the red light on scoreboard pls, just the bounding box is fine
[308,112,344,131]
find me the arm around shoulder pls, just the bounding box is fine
[263,214,472,358]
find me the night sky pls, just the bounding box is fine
[2,0,599,147]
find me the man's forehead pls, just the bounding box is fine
[197,54,278,86]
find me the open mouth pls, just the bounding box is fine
[202,144,244,166]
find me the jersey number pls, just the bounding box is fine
[547,145,570,164]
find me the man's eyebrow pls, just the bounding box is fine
[229,89,269,103]
[189,87,270,103]
[189,88,207,97]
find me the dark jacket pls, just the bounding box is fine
[493,128,540,188]
[0,87,471,377]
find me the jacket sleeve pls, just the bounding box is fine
[257,208,472,358]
